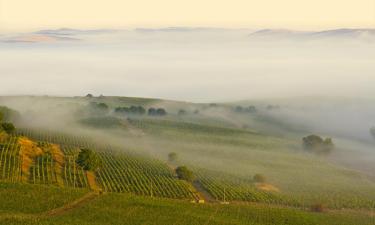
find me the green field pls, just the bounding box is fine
[0,182,374,225]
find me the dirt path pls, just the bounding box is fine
[41,192,99,217]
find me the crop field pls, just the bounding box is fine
[4,128,199,200]
[0,186,374,225]
[6,124,375,211]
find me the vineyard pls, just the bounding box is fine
[0,128,198,200]
[0,127,374,211]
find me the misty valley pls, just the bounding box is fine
[0,95,374,224]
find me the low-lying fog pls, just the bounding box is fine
[0,28,374,102]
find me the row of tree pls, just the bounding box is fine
[234,106,257,113]
[89,102,168,117]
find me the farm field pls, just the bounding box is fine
[0,182,374,225]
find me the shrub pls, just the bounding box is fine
[76,148,102,171]
[253,174,266,183]
[178,109,186,116]
[1,122,15,134]
[175,166,194,182]
[168,152,178,163]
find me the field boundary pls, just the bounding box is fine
[41,192,99,217]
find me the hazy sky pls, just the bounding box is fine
[1,0,374,31]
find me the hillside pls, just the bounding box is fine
[0,96,374,224]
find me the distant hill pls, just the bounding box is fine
[248,28,375,41]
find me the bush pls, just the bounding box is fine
[178,109,186,116]
[1,123,15,134]
[168,152,178,163]
[76,148,102,171]
[0,106,20,122]
[175,166,194,182]
[253,174,266,183]
[88,102,109,115]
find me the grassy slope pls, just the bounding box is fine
[0,185,373,225]
[0,183,88,214]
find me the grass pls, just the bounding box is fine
[0,182,88,214]
[0,191,373,225]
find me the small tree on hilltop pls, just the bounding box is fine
[168,152,178,163]
[76,148,102,171]
[253,174,266,183]
[176,166,194,182]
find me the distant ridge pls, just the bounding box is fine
[248,28,375,40]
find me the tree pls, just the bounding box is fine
[148,108,167,116]
[168,152,178,163]
[302,135,334,154]
[1,123,15,134]
[86,94,94,98]
[178,109,186,116]
[253,174,266,183]
[156,108,167,116]
[76,148,102,171]
[0,111,3,122]
[175,166,194,182]
[148,108,157,116]
[370,127,375,139]
[235,106,243,112]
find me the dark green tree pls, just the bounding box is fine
[302,135,334,154]
[168,152,178,163]
[178,109,186,116]
[175,166,194,182]
[1,123,15,134]
[76,148,102,171]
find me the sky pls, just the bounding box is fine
[0,0,374,31]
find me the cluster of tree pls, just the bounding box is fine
[115,106,146,116]
[76,148,102,171]
[302,135,334,154]
[370,127,375,139]
[175,166,194,182]
[234,105,257,113]
[148,108,167,116]
[0,108,16,134]
[266,105,280,110]
[88,102,109,115]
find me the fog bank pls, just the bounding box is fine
[0,29,374,102]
